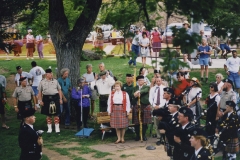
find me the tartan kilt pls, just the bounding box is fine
[132,104,152,125]
[152,42,161,52]
[225,138,239,153]
[110,104,128,128]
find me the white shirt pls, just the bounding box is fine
[29,66,45,86]
[187,87,202,104]
[195,147,203,156]
[139,38,149,47]
[225,57,240,73]
[227,111,233,117]
[107,90,131,113]
[15,71,33,86]
[0,75,7,88]
[149,84,166,108]
[182,122,189,129]
[132,33,142,45]
[82,72,95,82]
[209,93,221,106]
[36,35,43,40]
[91,77,115,95]
[216,81,224,93]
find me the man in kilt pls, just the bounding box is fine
[132,75,151,141]
[38,69,63,133]
[216,101,239,160]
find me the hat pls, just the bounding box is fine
[183,21,190,26]
[27,29,32,33]
[152,108,169,117]
[21,108,35,118]
[45,68,52,73]
[19,77,27,81]
[187,77,202,87]
[154,69,161,74]
[189,128,207,137]
[168,98,181,108]
[77,77,85,83]
[99,71,107,76]
[163,87,174,95]
[223,78,234,87]
[179,107,193,118]
[226,101,236,108]
[153,27,158,30]
[16,66,22,70]
[126,74,133,77]
[136,75,144,81]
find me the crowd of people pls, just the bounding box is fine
[0,49,239,159]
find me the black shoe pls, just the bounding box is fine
[156,141,161,146]
[143,136,147,141]
[135,136,140,141]
[200,77,204,83]
[205,78,208,84]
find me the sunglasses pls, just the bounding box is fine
[210,86,214,88]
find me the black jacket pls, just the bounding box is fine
[190,147,212,160]
[18,123,42,160]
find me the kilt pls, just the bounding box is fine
[225,138,239,153]
[41,94,60,116]
[110,104,129,128]
[132,104,151,125]
[90,89,98,100]
[17,100,33,119]
[26,43,34,48]
[152,42,161,52]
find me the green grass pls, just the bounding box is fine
[120,154,135,158]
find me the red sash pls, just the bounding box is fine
[110,91,126,113]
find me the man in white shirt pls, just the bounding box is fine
[128,29,141,67]
[29,61,45,97]
[91,71,115,112]
[0,75,7,89]
[149,77,166,139]
[224,50,240,94]
[15,66,33,86]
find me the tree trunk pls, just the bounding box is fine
[49,0,102,86]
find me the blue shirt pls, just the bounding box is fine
[57,77,71,98]
[198,45,211,58]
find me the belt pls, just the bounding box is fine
[229,71,238,74]
[113,104,123,105]
[132,44,139,46]
[99,94,109,97]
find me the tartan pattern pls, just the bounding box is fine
[152,42,161,52]
[132,104,152,124]
[110,104,129,128]
[225,138,239,153]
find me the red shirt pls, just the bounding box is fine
[173,79,190,96]
[151,31,161,42]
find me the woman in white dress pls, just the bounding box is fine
[139,32,150,67]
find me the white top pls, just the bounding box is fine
[29,66,45,86]
[91,77,115,95]
[216,81,224,93]
[209,93,221,106]
[139,37,149,47]
[36,35,43,40]
[107,90,131,113]
[82,72,95,82]
[149,84,166,108]
[132,33,142,45]
[187,87,202,104]
[15,72,33,86]
[26,34,34,43]
[0,75,7,88]
[195,147,203,156]
[225,57,240,73]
